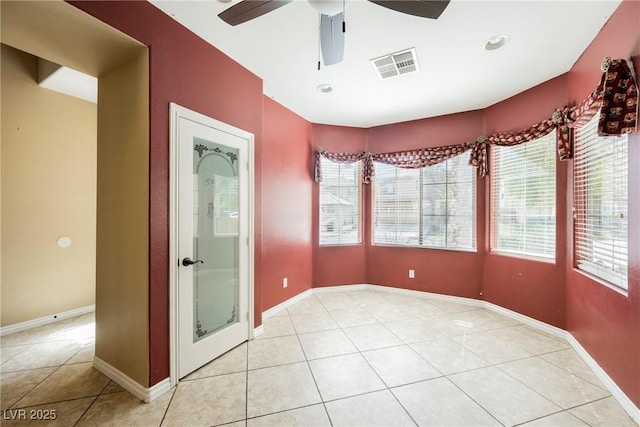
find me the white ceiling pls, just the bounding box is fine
[150,0,621,128]
[38,58,98,103]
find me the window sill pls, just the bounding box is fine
[489,250,556,264]
[574,264,628,297]
[319,242,363,248]
[371,243,477,253]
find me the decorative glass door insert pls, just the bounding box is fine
[172,104,251,379]
[192,138,240,342]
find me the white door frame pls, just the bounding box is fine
[168,103,255,387]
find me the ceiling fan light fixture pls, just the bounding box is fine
[317,84,333,93]
[308,0,351,17]
[483,34,510,50]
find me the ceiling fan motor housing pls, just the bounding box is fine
[307,0,351,17]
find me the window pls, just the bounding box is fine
[574,115,628,290]
[492,133,556,258]
[319,158,361,245]
[373,155,476,249]
[213,175,238,236]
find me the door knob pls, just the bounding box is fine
[182,257,204,266]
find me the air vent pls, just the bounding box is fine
[371,48,419,80]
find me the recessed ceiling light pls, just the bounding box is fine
[317,84,333,93]
[483,34,510,51]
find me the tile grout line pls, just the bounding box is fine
[246,308,333,424]
[244,402,330,425]
[253,292,634,426]
[561,395,623,426]
[6,362,64,411]
[493,357,599,415]
[158,387,178,427]
[442,333,561,427]
[535,348,612,392]
[72,390,106,426]
[441,374,507,427]
[303,299,338,426]
[522,398,626,427]
[5,294,631,426]
[0,343,34,368]
[322,293,421,427]
[244,335,249,427]
[340,293,498,426]
[317,290,602,427]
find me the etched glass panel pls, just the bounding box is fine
[193,138,239,342]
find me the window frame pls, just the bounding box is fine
[573,114,629,292]
[490,132,557,260]
[318,157,363,246]
[371,155,477,251]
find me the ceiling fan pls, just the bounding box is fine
[218,0,450,66]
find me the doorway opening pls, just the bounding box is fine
[1,0,151,393]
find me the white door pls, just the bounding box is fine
[170,104,252,379]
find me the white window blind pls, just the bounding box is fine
[213,175,239,236]
[574,114,628,290]
[319,158,361,245]
[373,155,476,250]
[492,133,556,258]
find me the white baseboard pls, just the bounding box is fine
[253,325,264,338]
[312,284,369,294]
[261,284,638,423]
[565,334,640,423]
[482,301,568,340]
[0,305,95,337]
[480,300,638,422]
[366,284,485,308]
[93,356,172,403]
[262,288,313,319]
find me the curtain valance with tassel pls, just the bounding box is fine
[314,57,637,183]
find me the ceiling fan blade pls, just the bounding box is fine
[368,0,450,19]
[218,0,293,26]
[320,12,345,66]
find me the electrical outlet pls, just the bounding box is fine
[408,269,415,279]
[283,277,288,288]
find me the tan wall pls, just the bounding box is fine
[94,50,149,386]
[2,0,150,388]
[1,44,97,326]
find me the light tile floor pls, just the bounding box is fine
[1,290,637,426]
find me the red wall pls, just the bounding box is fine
[366,111,485,298]
[69,1,264,386]
[482,75,569,328]
[262,97,313,310]
[312,125,368,286]
[73,0,640,406]
[565,0,640,407]
[310,0,640,406]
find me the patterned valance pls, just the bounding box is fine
[315,57,638,182]
[371,142,474,169]
[315,147,373,184]
[469,119,559,177]
[472,57,637,177]
[315,143,475,184]
[597,57,638,134]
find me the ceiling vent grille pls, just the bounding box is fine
[371,48,419,80]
